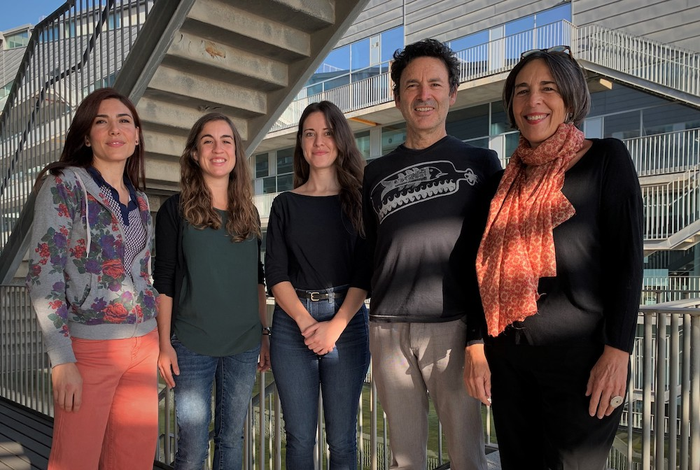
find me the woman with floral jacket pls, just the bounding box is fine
[26,88,159,470]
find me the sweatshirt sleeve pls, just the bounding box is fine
[599,140,644,353]
[25,173,81,366]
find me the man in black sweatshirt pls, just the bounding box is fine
[362,39,501,470]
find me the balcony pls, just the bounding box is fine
[2,285,700,469]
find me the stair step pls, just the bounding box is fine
[164,31,289,92]
[185,0,313,62]
[148,64,268,118]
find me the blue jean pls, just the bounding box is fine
[270,287,370,470]
[171,337,260,470]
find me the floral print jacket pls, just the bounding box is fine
[26,167,158,366]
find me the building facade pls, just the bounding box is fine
[252,0,700,292]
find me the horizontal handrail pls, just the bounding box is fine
[625,128,700,177]
[270,20,699,133]
[642,169,700,241]
[2,284,700,469]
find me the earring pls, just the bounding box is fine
[85,139,91,147]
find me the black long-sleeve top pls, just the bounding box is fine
[362,135,502,322]
[468,138,644,353]
[264,192,370,292]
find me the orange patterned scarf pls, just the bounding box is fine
[476,123,585,337]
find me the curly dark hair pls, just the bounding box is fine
[293,101,365,236]
[503,49,591,129]
[390,38,460,95]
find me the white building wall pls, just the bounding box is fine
[338,0,699,52]
[573,0,700,52]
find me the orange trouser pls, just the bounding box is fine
[48,329,159,470]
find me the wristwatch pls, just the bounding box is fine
[262,327,272,336]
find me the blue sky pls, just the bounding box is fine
[0,1,67,31]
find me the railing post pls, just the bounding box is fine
[654,312,667,469]
[691,314,700,470]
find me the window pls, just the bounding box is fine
[605,111,641,139]
[351,38,370,71]
[381,27,404,63]
[255,154,269,178]
[536,3,572,27]
[7,31,30,48]
[382,124,406,155]
[355,131,370,159]
[320,45,350,75]
[446,104,489,141]
[276,148,294,175]
[490,101,511,135]
[277,174,294,192]
[263,177,277,194]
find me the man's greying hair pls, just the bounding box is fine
[391,39,460,95]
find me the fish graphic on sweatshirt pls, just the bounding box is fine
[372,160,478,222]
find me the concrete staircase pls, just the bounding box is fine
[0,0,369,282]
[116,0,370,196]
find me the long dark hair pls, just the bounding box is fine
[180,112,260,242]
[35,88,146,189]
[293,101,365,235]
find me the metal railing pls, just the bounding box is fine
[3,283,700,469]
[643,276,700,305]
[0,0,154,250]
[626,128,700,177]
[576,24,700,97]
[270,19,699,133]
[642,169,700,241]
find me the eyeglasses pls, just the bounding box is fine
[520,45,571,59]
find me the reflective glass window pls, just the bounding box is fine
[277,148,294,175]
[381,27,404,63]
[256,154,269,178]
[355,131,371,159]
[352,38,370,71]
[382,123,406,154]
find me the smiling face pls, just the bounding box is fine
[192,119,236,182]
[512,59,568,148]
[300,111,338,172]
[395,56,457,149]
[86,98,138,173]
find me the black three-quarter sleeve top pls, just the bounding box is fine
[264,192,371,292]
[468,138,644,353]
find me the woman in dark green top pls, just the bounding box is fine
[154,113,270,470]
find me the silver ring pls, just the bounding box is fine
[610,395,624,408]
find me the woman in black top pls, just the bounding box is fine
[464,46,643,469]
[265,101,370,470]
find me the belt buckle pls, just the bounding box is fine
[309,291,321,302]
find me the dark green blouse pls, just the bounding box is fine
[175,210,262,356]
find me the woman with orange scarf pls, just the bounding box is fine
[464,46,643,469]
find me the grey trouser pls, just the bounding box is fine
[369,320,487,470]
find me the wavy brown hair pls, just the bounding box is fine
[180,113,260,241]
[294,101,365,236]
[35,88,146,189]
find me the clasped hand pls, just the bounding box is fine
[301,319,343,356]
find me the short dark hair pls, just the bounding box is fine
[391,39,460,95]
[503,49,591,129]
